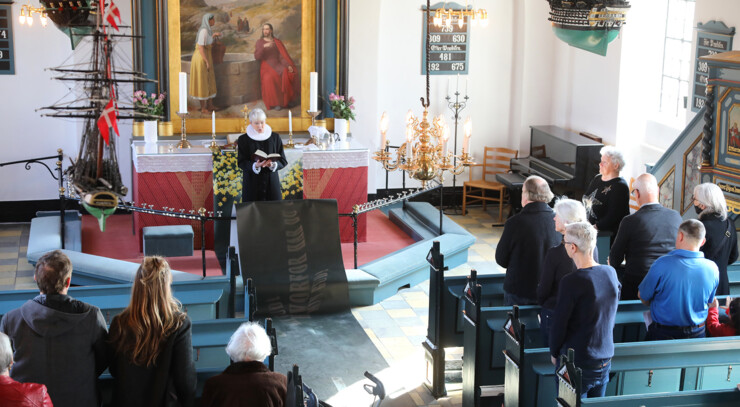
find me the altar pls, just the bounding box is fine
[132,141,217,250]
[131,137,368,249]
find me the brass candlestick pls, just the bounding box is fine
[177,112,192,149]
[208,131,219,153]
[286,131,296,149]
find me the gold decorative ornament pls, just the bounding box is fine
[18,3,48,27]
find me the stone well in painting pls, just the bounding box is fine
[182,53,261,108]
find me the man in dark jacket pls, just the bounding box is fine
[609,173,682,300]
[0,250,108,407]
[496,175,561,305]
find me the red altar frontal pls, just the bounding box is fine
[132,142,215,250]
[302,142,368,243]
[131,139,369,248]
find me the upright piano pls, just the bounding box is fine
[497,125,603,213]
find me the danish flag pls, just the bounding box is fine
[97,99,120,145]
[101,0,122,31]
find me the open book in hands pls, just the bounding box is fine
[252,149,281,163]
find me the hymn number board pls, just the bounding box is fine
[692,21,734,112]
[421,9,469,75]
[0,5,14,75]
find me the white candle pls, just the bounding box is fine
[212,111,216,134]
[465,78,468,96]
[406,126,413,158]
[379,111,389,149]
[463,117,472,153]
[288,110,292,134]
[309,72,318,112]
[442,125,450,156]
[456,73,460,93]
[178,72,187,113]
[447,78,451,97]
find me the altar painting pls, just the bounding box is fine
[168,0,314,134]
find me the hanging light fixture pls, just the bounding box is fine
[373,0,474,188]
[18,3,48,27]
[434,0,488,30]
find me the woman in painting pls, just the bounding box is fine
[237,108,287,201]
[190,13,221,113]
[254,23,298,111]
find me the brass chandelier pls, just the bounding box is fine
[373,0,474,188]
[434,0,488,29]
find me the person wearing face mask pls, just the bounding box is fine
[693,183,738,296]
[237,108,288,202]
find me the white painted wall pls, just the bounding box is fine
[350,0,560,192]
[0,2,134,202]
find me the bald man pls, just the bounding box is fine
[609,173,682,300]
[496,176,561,305]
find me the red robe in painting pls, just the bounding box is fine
[254,37,298,110]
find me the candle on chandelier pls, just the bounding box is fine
[406,126,413,158]
[442,125,450,156]
[178,72,188,114]
[379,112,389,149]
[212,111,216,134]
[288,110,292,134]
[309,72,318,112]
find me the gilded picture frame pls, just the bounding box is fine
[167,0,316,134]
[658,165,676,210]
[680,134,703,215]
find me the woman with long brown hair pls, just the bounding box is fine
[108,257,196,407]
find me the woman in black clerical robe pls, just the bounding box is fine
[237,108,288,201]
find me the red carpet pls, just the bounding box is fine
[81,215,223,276]
[81,210,414,275]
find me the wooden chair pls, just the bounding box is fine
[628,177,639,213]
[462,147,518,222]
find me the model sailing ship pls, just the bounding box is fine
[38,0,157,229]
[546,0,631,56]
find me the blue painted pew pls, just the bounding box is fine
[504,308,740,407]
[555,350,740,407]
[0,286,223,323]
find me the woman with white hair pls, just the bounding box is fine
[237,108,288,201]
[693,183,738,295]
[537,198,596,346]
[583,146,630,240]
[0,331,53,406]
[201,322,286,407]
[550,222,620,399]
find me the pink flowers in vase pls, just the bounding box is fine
[133,90,166,118]
[328,92,356,121]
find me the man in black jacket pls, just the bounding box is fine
[0,250,108,407]
[609,173,682,300]
[496,175,561,305]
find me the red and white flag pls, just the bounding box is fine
[101,0,122,31]
[97,99,120,145]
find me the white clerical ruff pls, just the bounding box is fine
[247,123,273,141]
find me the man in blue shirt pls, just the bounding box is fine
[638,219,719,340]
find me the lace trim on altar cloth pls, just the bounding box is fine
[302,150,369,170]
